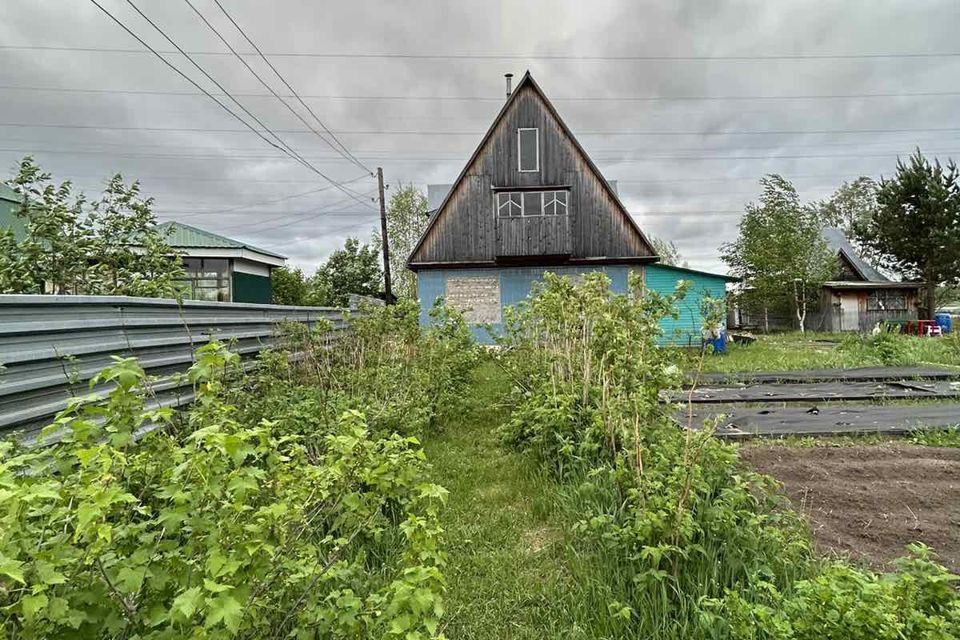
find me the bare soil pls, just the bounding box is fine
[740,443,960,572]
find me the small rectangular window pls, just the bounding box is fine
[522,191,542,216]
[518,128,539,172]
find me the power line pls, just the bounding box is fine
[181,0,371,174]
[210,0,371,173]
[4,133,957,156]
[208,191,378,229]
[5,121,960,137]
[4,146,957,163]
[88,0,373,209]
[86,0,321,186]
[121,0,368,202]
[154,174,370,216]
[4,84,960,103]
[4,44,960,61]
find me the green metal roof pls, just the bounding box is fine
[0,183,26,239]
[158,221,286,259]
[0,182,18,203]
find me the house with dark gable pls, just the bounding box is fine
[408,71,735,344]
[818,226,921,332]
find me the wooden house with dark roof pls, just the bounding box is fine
[408,71,735,344]
[818,226,921,331]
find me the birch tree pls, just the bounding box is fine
[722,175,836,333]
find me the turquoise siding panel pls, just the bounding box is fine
[418,264,728,346]
[645,264,728,346]
[418,266,630,344]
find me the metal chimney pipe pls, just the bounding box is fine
[505,73,514,100]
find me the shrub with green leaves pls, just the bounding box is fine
[702,544,960,639]
[0,343,448,639]
[495,272,959,638]
[496,273,810,634]
[265,300,479,437]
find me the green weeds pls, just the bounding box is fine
[0,302,478,638]
[493,273,960,638]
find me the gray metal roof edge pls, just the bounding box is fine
[649,262,739,282]
[821,226,888,282]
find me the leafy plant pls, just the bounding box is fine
[3,157,184,298]
[702,545,960,639]
[0,340,452,638]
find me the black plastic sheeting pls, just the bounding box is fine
[666,380,960,404]
[696,366,960,386]
[683,404,960,438]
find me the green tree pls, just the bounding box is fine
[0,227,33,293]
[374,184,429,300]
[312,237,382,306]
[816,176,878,236]
[4,157,184,298]
[721,175,836,333]
[86,175,183,298]
[270,266,310,305]
[856,150,960,319]
[9,157,93,294]
[649,235,686,267]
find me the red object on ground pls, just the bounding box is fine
[903,319,939,336]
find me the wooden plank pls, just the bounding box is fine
[683,404,960,438]
[696,366,960,385]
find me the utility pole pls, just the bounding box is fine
[376,167,393,304]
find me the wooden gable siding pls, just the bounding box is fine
[410,79,654,265]
[836,251,867,281]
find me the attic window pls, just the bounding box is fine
[518,128,539,172]
[497,191,567,217]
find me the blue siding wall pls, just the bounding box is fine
[645,264,729,346]
[418,264,728,345]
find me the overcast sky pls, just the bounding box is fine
[1,0,959,274]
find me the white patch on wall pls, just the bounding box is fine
[445,276,501,324]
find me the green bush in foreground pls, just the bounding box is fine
[704,545,959,639]
[0,324,465,638]
[497,272,960,639]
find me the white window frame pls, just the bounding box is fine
[496,190,570,218]
[517,127,540,172]
[543,191,567,216]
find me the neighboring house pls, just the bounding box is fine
[818,226,921,332]
[408,71,734,345]
[159,222,285,304]
[0,183,25,238]
[732,227,921,332]
[0,188,284,303]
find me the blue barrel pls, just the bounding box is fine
[934,313,953,333]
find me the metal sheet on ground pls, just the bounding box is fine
[696,366,960,385]
[667,380,960,404]
[686,404,960,438]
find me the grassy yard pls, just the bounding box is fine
[424,363,617,639]
[692,330,960,373]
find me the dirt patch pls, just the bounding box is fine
[740,443,960,572]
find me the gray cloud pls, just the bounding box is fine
[1,0,959,273]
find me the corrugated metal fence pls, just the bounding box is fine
[0,295,350,444]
